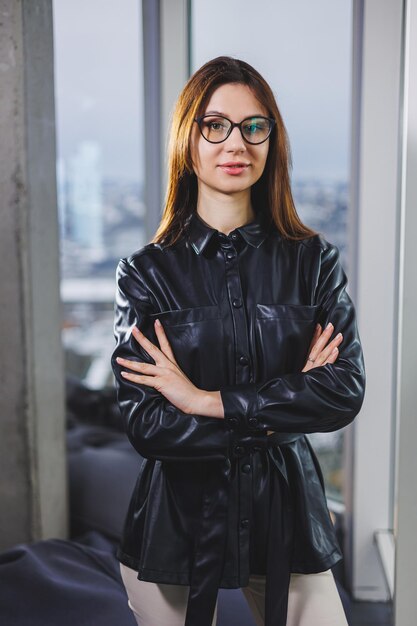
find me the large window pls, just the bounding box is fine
[53,0,145,388]
[191,0,352,502]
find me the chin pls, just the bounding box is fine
[215,176,252,188]
[202,176,252,195]
[220,186,252,196]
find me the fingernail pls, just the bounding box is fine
[327,322,333,329]
[337,332,342,338]
[155,318,161,326]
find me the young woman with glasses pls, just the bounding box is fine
[111,56,365,626]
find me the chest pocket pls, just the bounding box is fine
[147,305,225,390]
[254,303,321,380]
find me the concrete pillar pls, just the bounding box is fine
[142,0,190,238]
[142,0,162,238]
[394,0,417,622]
[0,0,68,548]
[160,0,190,198]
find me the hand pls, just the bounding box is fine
[267,322,343,435]
[115,319,201,415]
[302,322,343,373]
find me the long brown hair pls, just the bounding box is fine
[151,55,317,246]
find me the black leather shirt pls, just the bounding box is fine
[111,209,366,626]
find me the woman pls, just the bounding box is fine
[111,56,365,626]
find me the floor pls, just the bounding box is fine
[349,599,393,626]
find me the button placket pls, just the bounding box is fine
[220,236,252,582]
[220,244,251,386]
[237,448,252,581]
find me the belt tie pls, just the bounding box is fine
[184,432,304,626]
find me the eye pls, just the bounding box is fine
[209,122,224,131]
[243,118,269,134]
[203,117,228,132]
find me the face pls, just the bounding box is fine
[190,83,270,198]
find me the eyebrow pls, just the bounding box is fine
[204,110,266,118]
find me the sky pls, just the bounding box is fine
[192,0,352,182]
[53,0,351,183]
[53,0,143,182]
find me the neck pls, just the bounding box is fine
[195,184,256,235]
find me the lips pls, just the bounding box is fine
[218,163,250,176]
[219,163,249,168]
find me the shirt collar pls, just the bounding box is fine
[186,210,272,256]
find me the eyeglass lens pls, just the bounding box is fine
[199,115,272,144]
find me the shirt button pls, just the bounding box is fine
[232,298,242,308]
[240,519,249,529]
[239,355,249,365]
[234,445,245,456]
[231,233,238,240]
[226,251,235,260]
[248,416,259,427]
[227,416,238,427]
[241,463,251,474]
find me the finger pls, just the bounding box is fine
[307,324,322,354]
[304,326,322,371]
[120,370,157,387]
[315,332,343,365]
[302,346,334,372]
[323,347,339,365]
[303,327,342,371]
[116,357,162,376]
[308,322,335,361]
[131,326,163,363]
[301,360,313,373]
[154,319,178,364]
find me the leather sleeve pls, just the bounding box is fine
[219,242,366,434]
[111,257,235,462]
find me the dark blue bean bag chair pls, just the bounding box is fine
[0,531,137,626]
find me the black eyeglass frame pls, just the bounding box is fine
[193,114,276,145]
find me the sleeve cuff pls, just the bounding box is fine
[219,383,263,432]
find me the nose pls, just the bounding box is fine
[225,124,246,151]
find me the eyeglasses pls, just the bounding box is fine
[194,114,276,145]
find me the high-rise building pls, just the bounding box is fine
[68,141,103,251]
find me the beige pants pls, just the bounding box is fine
[119,562,349,626]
